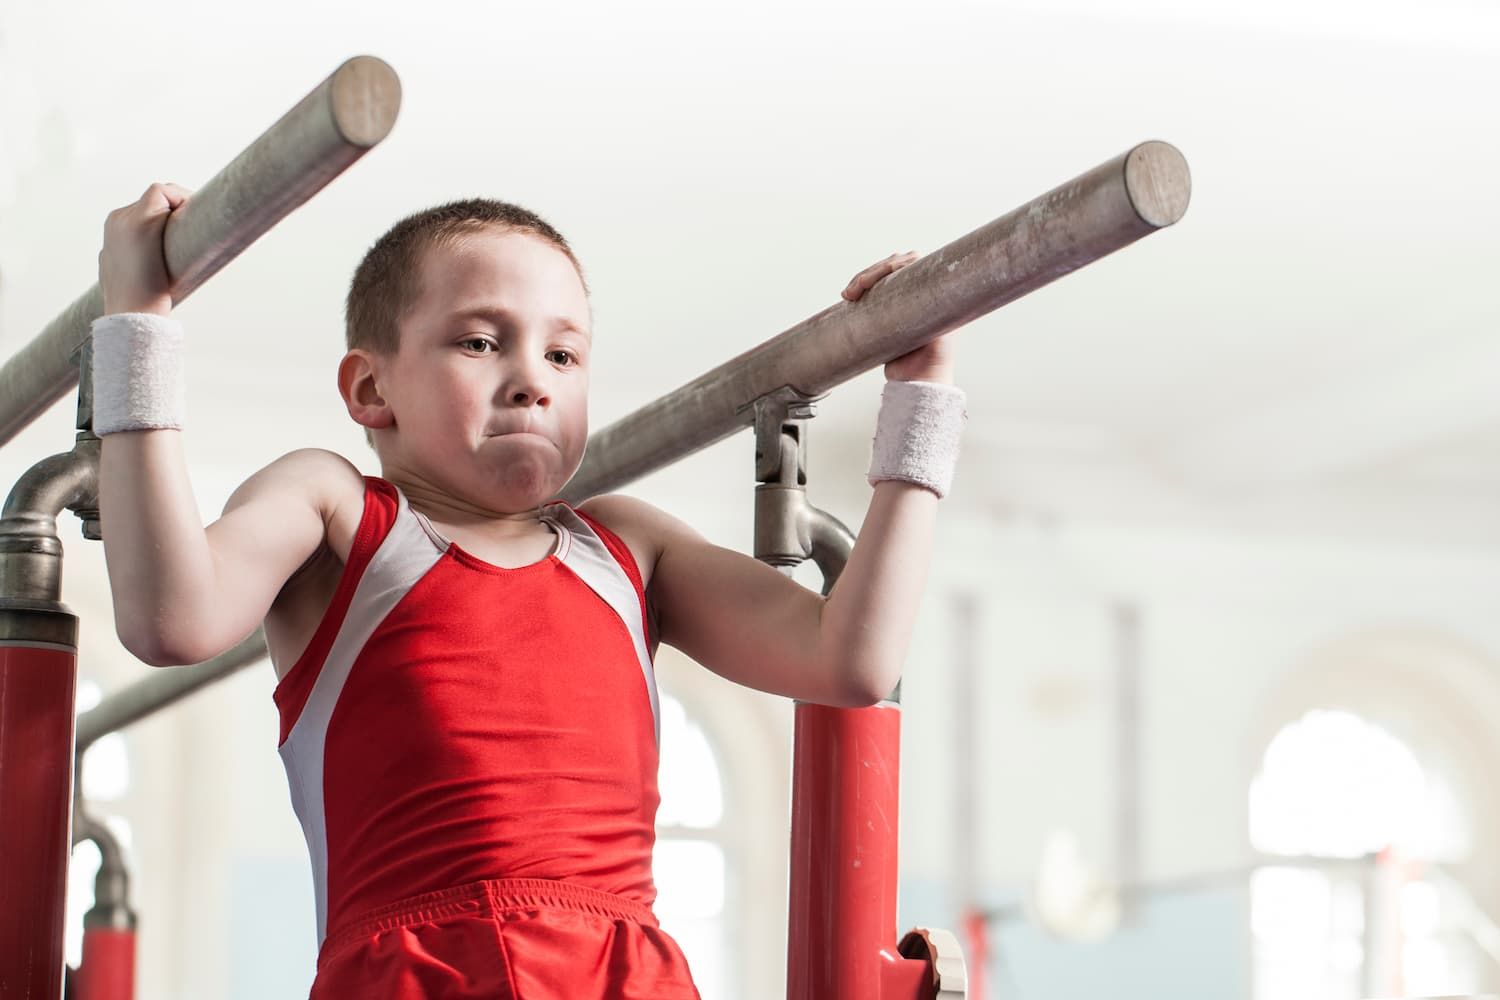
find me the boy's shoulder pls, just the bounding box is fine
[574,493,683,539]
[572,494,702,586]
[224,447,367,542]
[574,492,652,522]
[232,448,365,502]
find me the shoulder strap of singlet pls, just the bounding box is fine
[541,501,660,744]
[274,478,447,744]
[574,508,648,602]
[273,477,402,744]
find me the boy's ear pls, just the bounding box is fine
[338,349,395,430]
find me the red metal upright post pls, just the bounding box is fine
[0,632,79,999]
[76,923,136,1000]
[961,908,988,1000]
[0,436,95,998]
[787,701,934,1000]
[755,393,956,999]
[73,804,139,1000]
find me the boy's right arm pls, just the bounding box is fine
[94,181,353,665]
[99,442,353,666]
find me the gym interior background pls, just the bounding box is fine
[2,1,1498,997]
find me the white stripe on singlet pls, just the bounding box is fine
[540,502,660,745]
[278,487,445,945]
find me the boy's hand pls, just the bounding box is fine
[99,182,192,316]
[841,250,956,384]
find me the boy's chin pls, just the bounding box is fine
[481,465,575,510]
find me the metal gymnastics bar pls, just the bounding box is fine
[0,56,401,1000]
[0,55,402,447]
[561,140,1190,502]
[64,141,1192,743]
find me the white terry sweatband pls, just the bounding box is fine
[867,380,967,498]
[89,312,186,435]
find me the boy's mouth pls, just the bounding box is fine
[485,419,539,436]
[486,426,550,442]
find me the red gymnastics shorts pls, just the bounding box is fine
[310,878,702,999]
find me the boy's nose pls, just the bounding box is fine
[504,365,551,408]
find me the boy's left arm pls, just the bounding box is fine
[586,252,957,707]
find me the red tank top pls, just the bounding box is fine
[272,478,661,946]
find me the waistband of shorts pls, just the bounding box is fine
[320,877,658,964]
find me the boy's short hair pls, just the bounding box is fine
[345,198,587,356]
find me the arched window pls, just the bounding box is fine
[655,690,735,999]
[1249,708,1478,999]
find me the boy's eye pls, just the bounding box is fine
[547,350,577,367]
[460,337,495,353]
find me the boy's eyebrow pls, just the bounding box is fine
[448,305,591,337]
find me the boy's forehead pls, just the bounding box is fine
[410,232,591,329]
[441,303,593,338]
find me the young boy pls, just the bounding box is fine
[93,183,964,998]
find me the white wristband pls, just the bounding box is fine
[867,380,967,498]
[89,312,186,435]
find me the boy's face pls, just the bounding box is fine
[375,228,592,511]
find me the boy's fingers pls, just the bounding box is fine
[136,182,190,212]
[843,269,886,301]
[159,182,192,207]
[842,251,919,300]
[139,182,171,207]
[860,251,918,283]
[849,259,896,290]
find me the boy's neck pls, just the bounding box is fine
[383,471,546,534]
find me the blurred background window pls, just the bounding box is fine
[655,690,736,1000]
[1249,708,1482,999]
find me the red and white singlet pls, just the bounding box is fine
[272,478,697,998]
